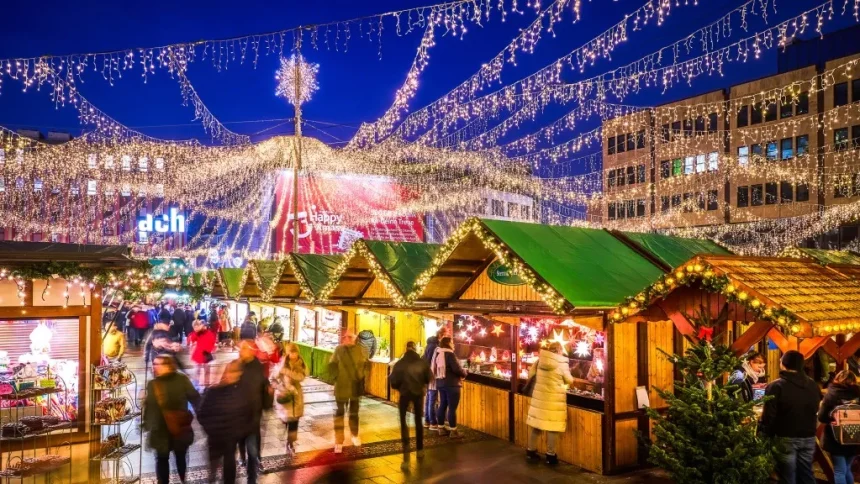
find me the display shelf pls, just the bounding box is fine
[92,411,141,426]
[90,362,142,484]
[0,421,75,442]
[0,387,64,400]
[0,456,71,478]
[92,444,141,462]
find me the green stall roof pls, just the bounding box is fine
[291,254,344,297]
[481,219,665,308]
[794,248,860,266]
[619,232,732,270]
[363,241,441,297]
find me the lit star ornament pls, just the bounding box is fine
[491,324,504,337]
[275,54,320,106]
[574,340,591,358]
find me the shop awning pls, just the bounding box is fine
[290,254,344,299]
[616,231,732,271]
[0,241,137,267]
[363,241,441,299]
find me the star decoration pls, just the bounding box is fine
[574,340,591,358]
[491,324,504,337]
[479,327,487,337]
[550,329,567,347]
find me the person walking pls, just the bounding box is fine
[103,324,127,363]
[145,320,183,372]
[525,341,574,465]
[422,328,445,431]
[184,304,196,342]
[188,321,217,387]
[240,313,259,341]
[432,336,467,439]
[273,343,307,456]
[172,303,188,343]
[760,350,822,484]
[198,360,249,484]
[389,341,433,467]
[818,370,860,484]
[130,305,151,348]
[143,354,200,484]
[236,340,273,483]
[329,331,367,453]
[729,351,766,402]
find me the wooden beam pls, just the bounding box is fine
[767,328,793,353]
[656,300,698,339]
[799,336,830,360]
[838,333,860,363]
[820,338,841,362]
[0,305,90,319]
[730,321,774,355]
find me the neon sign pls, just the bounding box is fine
[137,207,185,239]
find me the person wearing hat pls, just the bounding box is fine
[760,350,822,484]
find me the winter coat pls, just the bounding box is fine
[761,370,822,438]
[329,344,367,401]
[144,326,174,364]
[274,358,307,422]
[239,357,272,429]
[818,383,860,455]
[131,310,150,330]
[526,349,574,433]
[268,319,285,343]
[114,309,129,332]
[158,308,172,323]
[728,368,756,403]
[389,349,432,397]
[432,348,467,388]
[103,330,126,359]
[423,337,439,390]
[184,309,196,334]
[172,309,187,334]
[143,372,200,454]
[240,321,258,341]
[197,381,250,445]
[188,329,216,365]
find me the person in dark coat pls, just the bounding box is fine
[172,304,188,343]
[158,303,172,325]
[240,314,259,341]
[184,304,196,341]
[728,351,766,402]
[146,322,183,372]
[389,341,433,466]
[818,370,860,484]
[267,316,285,344]
[198,360,249,484]
[761,350,822,484]
[432,336,467,439]
[143,355,200,484]
[422,328,445,429]
[236,340,273,483]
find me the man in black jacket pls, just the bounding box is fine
[172,304,187,343]
[198,360,249,484]
[761,350,822,484]
[236,340,272,483]
[390,341,433,465]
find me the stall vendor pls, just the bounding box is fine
[729,351,766,403]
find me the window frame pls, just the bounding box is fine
[781,138,793,160]
[835,82,849,107]
[751,184,764,207]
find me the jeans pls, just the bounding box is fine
[335,398,361,444]
[832,454,856,484]
[237,430,261,483]
[398,393,425,455]
[156,447,187,484]
[437,386,461,429]
[527,427,560,455]
[209,440,238,484]
[425,389,438,426]
[776,436,816,484]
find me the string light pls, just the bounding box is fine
[276,55,320,107]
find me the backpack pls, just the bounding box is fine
[831,402,860,445]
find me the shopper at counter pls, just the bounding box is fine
[818,370,860,484]
[423,328,445,430]
[760,350,822,484]
[729,351,766,402]
[525,342,574,466]
[433,336,467,439]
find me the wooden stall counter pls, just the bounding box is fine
[366,360,390,400]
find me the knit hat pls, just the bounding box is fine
[781,350,805,372]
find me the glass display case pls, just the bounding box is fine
[316,309,342,349]
[517,318,605,402]
[453,315,513,385]
[296,307,317,345]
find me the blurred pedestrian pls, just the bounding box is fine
[145,321,183,372]
[130,305,151,348]
[184,304,196,341]
[819,370,860,484]
[103,324,127,363]
[143,354,200,484]
[389,341,432,467]
[236,340,273,483]
[240,312,259,341]
[273,343,307,457]
[422,327,445,431]
[172,303,188,343]
[188,320,216,387]
[433,336,466,439]
[525,341,574,465]
[256,331,280,379]
[267,316,285,344]
[329,331,367,454]
[198,360,248,484]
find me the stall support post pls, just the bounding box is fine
[389,315,396,360]
[509,320,519,443]
[313,310,320,347]
[636,321,650,467]
[603,317,617,474]
[86,285,104,481]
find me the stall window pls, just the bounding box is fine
[455,315,513,383]
[796,135,809,156]
[781,181,794,203]
[781,138,793,160]
[765,182,778,205]
[661,195,670,213]
[707,190,719,211]
[796,183,810,202]
[835,82,849,107]
[737,186,750,207]
[617,133,626,153]
[608,136,616,155]
[737,105,749,128]
[796,91,810,115]
[660,160,671,179]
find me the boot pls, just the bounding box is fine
[526,449,539,461]
[437,427,450,436]
[448,428,464,439]
[546,453,558,466]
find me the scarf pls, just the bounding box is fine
[432,348,452,380]
[741,361,760,384]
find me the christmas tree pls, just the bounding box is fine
[645,336,781,484]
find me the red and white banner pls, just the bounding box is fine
[272,172,424,254]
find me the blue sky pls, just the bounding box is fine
[0,0,855,173]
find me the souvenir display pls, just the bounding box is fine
[93,364,134,390]
[453,315,513,382]
[93,397,131,424]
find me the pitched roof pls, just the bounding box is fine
[618,231,732,270]
[290,254,344,299]
[782,247,860,266]
[362,241,441,298]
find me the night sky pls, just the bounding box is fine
[0,0,856,177]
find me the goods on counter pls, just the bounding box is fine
[93,397,130,424]
[3,455,70,477]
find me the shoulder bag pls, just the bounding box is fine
[153,382,193,438]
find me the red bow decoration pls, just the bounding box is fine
[696,326,715,342]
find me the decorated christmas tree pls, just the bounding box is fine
[645,312,781,484]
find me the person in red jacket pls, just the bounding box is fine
[129,306,151,348]
[188,321,217,387]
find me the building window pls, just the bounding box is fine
[765,182,778,205]
[738,146,749,166]
[684,156,695,175]
[626,133,635,151]
[796,91,809,115]
[607,170,616,188]
[626,200,636,218]
[683,119,693,138]
[797,183,810,202]
[683,193,693,213]
[491,199,505,216]
[766,141,778,161]
[0,148,5,165]
[87,180,97,196]
[608,203,616,220]
[636,164,646,184]
[696,192,705,211]
[87,153,98,169]
[522,206,530,220]
[835,175,852,198]
[671,121,681,139]
[694,116,705,135]
[617,133,626,153]
[0,177,4,193]
[636,130,646,149]
[780,96,793,119]
[737,106,749,128]
[617,169,626,187]
[781,138,793,160]
[751,184,764,206]
[138,156,149,172]
[708,151,719,171]
[765,101,777,122]
[508,202,518,219]
[853,79,860,103]
[636,199,646,217]
[33,179,43,192]
[671,194,681,208]
[672,159,683,176]
[155,157,165,171]
[660,160,671,179]
[751,143,763,161]
[852,125,860,149]
[835,82,849,107]
[608,136,616,155]
[708,113,718,133]
[780,181,794,203]
[751,103,763,124]
[796,135,809,156]
[661,195,670,213]
[707,190,719,211]
[121,155,132,171]
[696,154,706,173]
[104,155,115,169]
[835,128,850,151]
[626,166,635,185]
[661,124,670,143]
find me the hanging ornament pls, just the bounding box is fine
[491,324,504,337]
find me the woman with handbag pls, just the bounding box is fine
[432,336,467,439]
[188,321,216,388]
[819,370,860,484]
[525,341,574,466]
[273,343,307,456]
[143,354,201,484]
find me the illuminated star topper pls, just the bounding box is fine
[275,54,320,106]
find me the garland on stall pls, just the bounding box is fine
[609,258,800,335]
[215,267,250,300]
[248,260,288,301]
[285,255,319,301]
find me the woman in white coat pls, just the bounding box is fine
[526,341,574,465]
[272,343,307,456]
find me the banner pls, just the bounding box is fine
[272,173,424,254]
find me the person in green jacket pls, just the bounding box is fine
[328,331,367,454]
